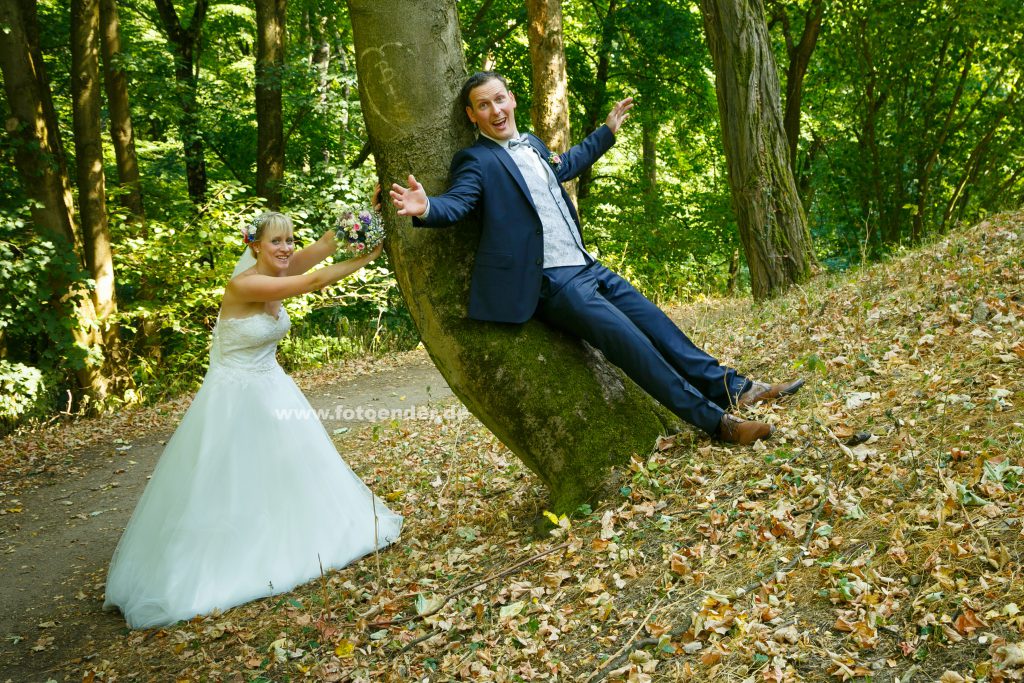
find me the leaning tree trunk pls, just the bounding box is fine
[255,0,286,209]
[348,0,680,515]
[526,0,575,204]
[99,0,144,222]
[73,0,128,398]
[700,0,814,300]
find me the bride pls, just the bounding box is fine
[104,210,403,629]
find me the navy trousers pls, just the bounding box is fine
[537,263,750,435]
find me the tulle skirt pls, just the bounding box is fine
[103,364,402,629]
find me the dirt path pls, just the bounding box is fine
[0,354,453,682]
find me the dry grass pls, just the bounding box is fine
[23,213,1024,681]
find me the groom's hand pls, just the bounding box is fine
[605,97,635,134]
[390,174,428,217]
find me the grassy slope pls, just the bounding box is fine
[43,213,1024,681]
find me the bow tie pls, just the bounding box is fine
[506,135,531,151]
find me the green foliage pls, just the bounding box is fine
[0,205,88,424]
[0,361,53,426]
[4,0,1024,431]
[278,265,420,372]
[803,0,1024,262]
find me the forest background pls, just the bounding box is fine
[1,0,1022,431]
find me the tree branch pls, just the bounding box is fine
[366,541,570,630]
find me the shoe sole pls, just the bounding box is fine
[778,378,805,397]
[737,378,806,408]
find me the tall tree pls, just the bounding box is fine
[0,0,80,249]
[617,0,711,223]
[576,0,617,201]
[153,0,209,204]
[72,0,126,398]
[526,0,574,202]
[699,0,815,299]
[766,0,824,174]
[348,0,680,514]
[306,4,332,165]
[1,0,114,401]
[99,0,145,222]
[639,107,658,218]
[255,0,286,208]
[811,0,1024,251]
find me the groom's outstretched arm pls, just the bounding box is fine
[552,97,635,183]
[389,174,428,217]
[391,150,484,228]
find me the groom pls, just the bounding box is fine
[390,71,802,445]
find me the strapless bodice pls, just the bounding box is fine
[208,310,290,375]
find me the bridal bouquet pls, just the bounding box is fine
[336,207,384,254]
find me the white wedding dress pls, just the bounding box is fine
[104,309,402,629]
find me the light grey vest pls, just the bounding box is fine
[506,141,589,269]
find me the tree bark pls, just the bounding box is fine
[526,0,575,204]
[99,0,144,222]
[308,8,331,165]
[577,0,617,201]
[0,0,114,403]
[699,0,814,300]
[348,0,680,514]
[0,0,80,249]
[153,0,208,204]
[768,0,823,174]
[255,0,286,209]
[72,0,127,398]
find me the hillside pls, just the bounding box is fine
[3,212,1023,682]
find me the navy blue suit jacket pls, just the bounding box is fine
[414,125,616,323]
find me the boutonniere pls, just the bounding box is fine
[547,153,562,168]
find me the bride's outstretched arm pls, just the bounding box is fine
[287,230,337,275]
[228,244,383,303]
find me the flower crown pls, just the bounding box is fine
[240,215,262,245]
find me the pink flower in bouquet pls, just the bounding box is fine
[336,208,384,253]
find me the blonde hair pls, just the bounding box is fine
[249,212,293,255]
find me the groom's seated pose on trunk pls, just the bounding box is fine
[390,71,802,445]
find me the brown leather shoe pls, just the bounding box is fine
[736,378,805,408]
[718,414,773,445]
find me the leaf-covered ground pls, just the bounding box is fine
[5,213,1024,682]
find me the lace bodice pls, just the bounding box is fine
[208,310,290,376]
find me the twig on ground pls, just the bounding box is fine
[584,594,669,683]
[397,629,442,655]
[368,541,570,629]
